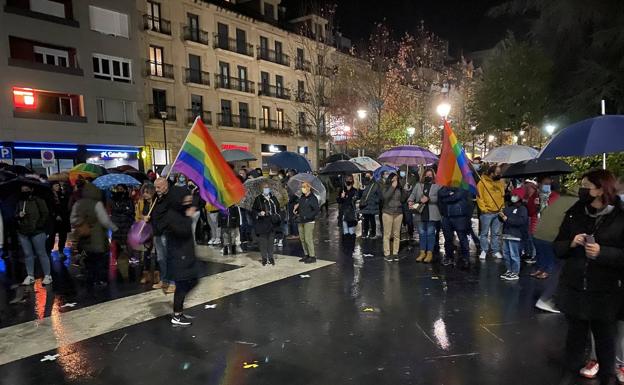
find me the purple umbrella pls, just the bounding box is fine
[378,145,438,166]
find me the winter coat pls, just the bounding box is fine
[408,183,441,221]
[15,196,49,236]
[49,191,70,232]
[163,208,198,281]
[534,195,577,242]
[438,187,471,218]
[336,187,359,225]
[135,198,154,222]
[110,198,134,243]
[252,194,281,235]
[383,184,410,215]
[218,205,242,228]
[70,183,116,253]
[500,204,529,241]
[295,193,320,223]
[476,175,506,213]
[554,201,624,321]
[151,186,188,236]
[359,182,381,215]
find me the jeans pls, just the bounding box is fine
[566,316,616,380]
[191,211,200,244]
[342,221,356,235]
[207,212,221,242]
[18,233,50,277]
[173,278,198,313]
[467,216,480,245]
[502,239,521,273]
[382,213,402,257]
[222,227,240,246]
[441,217,469,261]
[257,231,275,261]
[534,238,555,273]
[523,234,535,258]
[298,222,315,257]
[417,221,437,252]
[361,214,377,237]
[479,213,501,254]
[154,235,173,284]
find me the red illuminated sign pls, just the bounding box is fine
[221,143,249,151]
[13,88,36,109]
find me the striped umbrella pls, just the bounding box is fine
[69,163,107,185]
[378,145,438,166]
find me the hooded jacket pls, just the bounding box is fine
[16,194,48,236]
[476,175,506,213]
[295,193,320,223]
[70,183,117,253]
[162,200,198,281]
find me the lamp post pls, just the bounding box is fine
[343,125,351,156]
[406,126,416,145]
[436,102,451,150]
[470,125,477,158]
[487,134,496,153]
[352,109,367,156]
[160,111,168,164]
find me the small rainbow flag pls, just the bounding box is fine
[172,117,245,211]
[436,120,478,195]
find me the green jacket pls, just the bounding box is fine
[70,183,110,253]
[16,196,48,235]
[534,195,578,242]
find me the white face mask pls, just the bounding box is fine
[511,195,520,203]
[263,188,270,196]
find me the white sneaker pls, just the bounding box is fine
[503,272,519,281]
[479,251,487,260]
[207,239,215,245]
[494,252,503,259]
[22,276,35,285]
[42,275,53,285]
[500,271,511,279]
[213,239,221,245]
[277,240,283,247]
[616,366,624,383]
[579,360,599,379]
[535,298,560,314]
[236,246,244,253]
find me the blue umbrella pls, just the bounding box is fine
[539,115,624,159]
[93,173,141,189]
[373,165,397,181]
[267,151,312,172]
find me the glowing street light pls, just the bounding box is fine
[545,124,556,135]
[357,109,368,120]
[519,129,526,136]
[488,134,496,143]
[470,125,477,131]
[406,126,416,136]
[512,135,519,143]
[436,102,451,118]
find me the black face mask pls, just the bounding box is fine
[424,176,433,184]
[20,191,32,200]
[578,187,593,203]
[492,175,502,181]
[346,181,353,186]
[112,191,126,201]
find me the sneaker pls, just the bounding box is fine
[22,276,35,285]
[304,257,317,264]
[299,256,308,262]
[580,360,599,379]
[535,298,561,314]
[479,251,487,260]
[500,271,511,279]
[164,284,176,294]
[524,258,537,264]
[277,240,283,247]
[236,246,244,254]
[42,275,53,285]
[384,257,393,262]
[393,257,400,262]
[494,252,503,259]
[616,366,624,383]
[152,281,164,289]
[207,239,215,245]
[503,273,519,281]
[213,239,221,245]
[442,258,453,266]
[171,314,192,326]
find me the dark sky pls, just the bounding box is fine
[285,0,513,55]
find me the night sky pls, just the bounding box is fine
[284,0,514,55]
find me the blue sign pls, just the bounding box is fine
[0,147,12,160]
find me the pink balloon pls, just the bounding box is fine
[128,221,153,250]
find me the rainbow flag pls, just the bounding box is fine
[172,117,245,211]
[436,120,478,195]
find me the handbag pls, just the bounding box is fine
[359,184,375,210]
[270,214,282,225]
[413,202,426,214]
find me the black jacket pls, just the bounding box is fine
[336,187,358,224]
[438,187,471,218]
[554,201,624,320]
[252,194,281,235]
[218,206,242,228]
[295,193,320,223]
[359,182,381,215]
[50,191,71,232]
[152,186,189,236]
[110,198,135,242]
[163,208,198,281]
[500,204,528,240]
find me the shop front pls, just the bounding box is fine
[85,147,139,170]
[261,143,287,171]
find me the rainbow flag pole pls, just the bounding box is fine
[435,119,478,195]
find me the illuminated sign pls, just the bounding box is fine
[298,146,308,154]
[221,143,250,151]
[261,144,286,153]
[100,151,129,159]
[13,88,36,109]
[0,147,12,160]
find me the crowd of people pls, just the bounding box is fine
[2,159,624,383]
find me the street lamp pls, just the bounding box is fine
[357,109,368,120]
[545,124,556,135]
[159,111,169,164]
[436,102,451,119]
[343,125,351,155]
[470,125,477,157]
[406,126,416,145]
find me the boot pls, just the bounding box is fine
[140,271,150,284]
[152,271,162,289]
[416,250,426,262]
[222,246,229,255]
[164,284,176,294]
[231,245,236,255]
[424,251,433,263]
[304,256,317,264]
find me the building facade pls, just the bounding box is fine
[138,0,331,170]
[0,0,145,173]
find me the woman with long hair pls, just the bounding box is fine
[408,168,442,263]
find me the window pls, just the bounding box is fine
[219,61,230,87]
[31,0,65,18]
[188,54,201,83]
[262,106,270,122]
[236,28,247,54]
[260,36,269,55]
[89,6,129,38]
[93,54,131,82]
[298,80,305,93]
[217,23,229,48]
[318,54,324,68]
[238,66,248,92]
[221,99,232,125]
[191,94,203,116]
[146,1,161,30]
[275,41,283,57]
[276,108,284,129]
[315,23,323,39]
[34,46,69,67]
[239,102,249,128]
[276,75,284,96]
[149,46,163,77]
[152,89,167,113]
[263,2,275,19]
[96,98,136,125]
[298,112,306,127]
[16,89,84,118]
[297,48,304,61]
[187,13,199,40]
[260,71,270,94]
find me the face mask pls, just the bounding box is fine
[20,191,32,199]
[112,191,125,200]
[578,187,593,203]
[510,195,520,203]
[541,184,551,194]
[399,171,406,178]
[263,187,270,196]
[493,175,502,181]
[364,176,371,183]
[346,181,353,186]
[178,176,186,183]
[472,163,481,172]
[424,176,433,183]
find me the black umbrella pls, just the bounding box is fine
[0,176,51,200]
[0,170,17,183]
[502,158,573,179]
[325,153,350,164]
[124,170,149,183]
[319,160,367,175]
[0,163,33,176]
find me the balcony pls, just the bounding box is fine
[258,84,291,100]
[297,123,317,138]
[148,105,176,120]
[213,34,254,57]
[186,109,212,125]
[217,114,256,129]
[214,75,255,94]
[4,0,79,27]
[145,60,174,79]
[257,48,290,67]
[260,119,293,135]
[143,14,171,36]
[295,58,311,72]
[295,90,311,103]
[184,68,210,86]
[183,26,209,45]
[314,66,335,77]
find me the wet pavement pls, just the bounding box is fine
[0,207,588,384]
